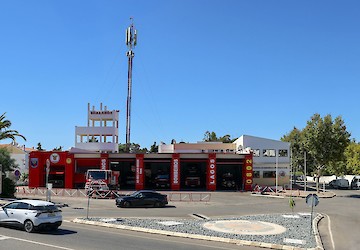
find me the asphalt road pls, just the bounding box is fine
[2,189,359,250]
[0,220,258,250]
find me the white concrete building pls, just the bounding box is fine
[75,103,119,153]
[234,135,291,186]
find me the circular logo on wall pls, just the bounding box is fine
[66,158,72,164]
[50,153,60,164]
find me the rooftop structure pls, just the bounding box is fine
[75,103,119,153]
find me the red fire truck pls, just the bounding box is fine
[84,169,119,193]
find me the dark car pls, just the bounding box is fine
[154,174,170,188]
[115,190,168,208]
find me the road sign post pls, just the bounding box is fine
[46,159,50,201]
[306,193,319,235]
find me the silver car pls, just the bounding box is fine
[0,199,62,233]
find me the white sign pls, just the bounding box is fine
[50,153,60,164]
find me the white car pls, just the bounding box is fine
[329,179,349,189]
[0,199,62,233]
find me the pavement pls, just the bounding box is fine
[3,189,333,250]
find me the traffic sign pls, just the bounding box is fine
[306,194,319,207]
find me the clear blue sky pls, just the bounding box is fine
[1,0,360,150]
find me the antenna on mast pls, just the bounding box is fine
[125,17,137,152]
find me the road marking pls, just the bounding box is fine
[283,238,306,244]
[0,234,74,250]
[325,214,336,250]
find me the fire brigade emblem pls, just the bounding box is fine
[30,158,38,168]
[50,153,60,164]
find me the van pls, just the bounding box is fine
[351,176,360,190]
[329,178,349,189]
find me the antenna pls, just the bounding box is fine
[125,17,137,152]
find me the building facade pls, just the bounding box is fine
[234,135,291,187]
[28,150,253,191]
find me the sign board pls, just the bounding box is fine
[306,194,319,207]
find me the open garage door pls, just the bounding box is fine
[144,160,171,190]
[181,161,207,190]
[216,160,242,190]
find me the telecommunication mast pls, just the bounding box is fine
[125,18,137,151]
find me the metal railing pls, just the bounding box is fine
[16,187,212,202]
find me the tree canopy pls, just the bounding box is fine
[345,141,360,175]
[203,131,236,143]
[0,148,17,172]
[0,113,26,142]
[282,113,351,191]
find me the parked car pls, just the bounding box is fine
[329,179,349,189]
[115,190,168,208]
[351,176,360,189]
[0,199,62,233]
[154,174,170,188]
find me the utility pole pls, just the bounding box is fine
[125,17,137,152]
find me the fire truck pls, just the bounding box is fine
[84,169,119,194]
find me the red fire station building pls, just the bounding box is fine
[29,150,253,191]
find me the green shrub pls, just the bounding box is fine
[1,177,16,198]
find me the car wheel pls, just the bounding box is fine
[154,201,162,208]
[123,201,131,208]
[24,220,35,233]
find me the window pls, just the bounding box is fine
[279,149,288,157]
[4,202,19,209]
[253,149,260,157]
[17,202,30,210]
[263,149,276,157]
[263,171,276,178]
[253,171,260,178]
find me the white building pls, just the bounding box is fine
[0,144,36,182]
[234,135,291,186]
[75,103,119,153]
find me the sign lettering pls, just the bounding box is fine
[173,159,179,184]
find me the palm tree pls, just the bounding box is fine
[0,113,26,142]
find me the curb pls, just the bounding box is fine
[72,217,324,250]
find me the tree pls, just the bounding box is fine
[118,143,147,153]
[0,113,26,142]
[203,131,218,142]
[0,148,18,172]
[36,142,44,151]
[0,148,17,198]
[53,146,63,151]
[203,131,235,143]
[302,114,351,192]
[282,127,316,176]
[344,141,360,175]
[149,142,158,153]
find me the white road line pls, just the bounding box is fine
[0,235,11,240]
[0,234,74,250]
[325,214,336,250]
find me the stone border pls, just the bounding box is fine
[73,215,325,250]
